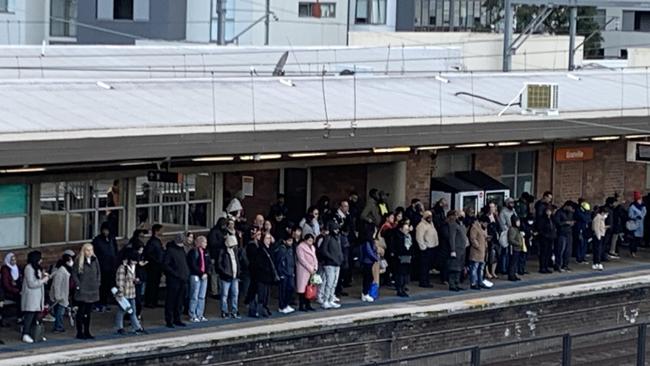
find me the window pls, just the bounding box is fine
[355,0,386,25]
[634,11,650,32]
[40,180,125,244]
[501,151,536,198]
[97,0,149,21]
[298,2,336,18]
[0,0,8,12]
[0,184,28,248]
[434,153,472,177]
[135,173,213,234]
[50,0,78,37]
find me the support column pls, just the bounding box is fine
[30,183,41,247]
[216,0,226,45]
[264,0,270,45]
[214,172,224,221]
[502,0,513,72]
[126,177,136,236]
[568,7,578,71]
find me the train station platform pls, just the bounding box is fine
[3,252,650,366]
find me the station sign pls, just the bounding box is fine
[555,147,594,162]
[147,170,183,184]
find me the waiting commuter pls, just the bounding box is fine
[274,236,296,314]
[144,224,164,308]
[446,211,467,292]
[72,244,101,340]
[553,202,575,272]
[574,199,592,264]
[300,206,321,238]
[296,234,318,311]
[484,203,500,281]
[187,236,211,322]
[359,228,379,302]
[49,253,73,333]
[469,216,489,290]
[114,250,146,335]
[21,251,49,344]
[537,206,557,274]
[628,191,646,257]
[1,253,22,316]
[592,207,607,271]
[92,222,118,312]
[317,221,344,309]
[217,235,241,319]
[507,216,524,282]
[163,234,190,328]
[416,211,438,288]
[393,221,414,298]
[250,233,279,317]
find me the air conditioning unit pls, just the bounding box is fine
[521,83,559,116]
[627,141,650,163]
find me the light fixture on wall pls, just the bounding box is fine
[119,161,152,166]
[240,154,282,161]
[372,147,411,154]
[455,143,487,149]
[496,141,521,147]
[288,152,328,158]
[591,136,620,141]
[192,156,235,162]
[526,140,543,144]
[416,145,450,151]
[336,150,371,155]
[625,135,650,139]
[0,167,46,173]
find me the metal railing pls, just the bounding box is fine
[366,322,649,366]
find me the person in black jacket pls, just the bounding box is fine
[537,206,557,274]
[249,233,279,318]
[553,201,575,272]
[216,235,241,319]
[274,236,296,314]
[187,236,212,322]
[207,218,227,298]
[144,224,164,308]
[163,233,190,328]
[317,221,344,309]
[92,221,118,312]
[447,211,467,292]
[393,221,414,297]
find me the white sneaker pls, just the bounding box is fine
[362,295,375,302]
[329,301,341,309]
[592,264,598,270]
[286,306,295,312]
[332,296,340,303]
[598,264,604,271]
[190,317,200,323]
[279,307,288,314]
[22,334,34,344]
[41,337,47,342]
[200,317,208,322]
[321,302,333,310]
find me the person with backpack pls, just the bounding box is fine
[114,250,146,335]
[21,251,49,343]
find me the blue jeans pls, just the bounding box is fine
[115,298,141,332]
[189,275,208,319]
[53,303,66,331]
[498,247,509,274]
[469,261,485,287]
[576,230,587,263]
[220,279,239,314]
[555,235,570,269]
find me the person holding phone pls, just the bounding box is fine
[21,251,49,343]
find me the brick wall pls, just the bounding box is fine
[474,148,503,178]
[74,285,650,366]
[224,170,279,220]
[406,152,434,208]
[310,165,367,207]
[536,146,553,198]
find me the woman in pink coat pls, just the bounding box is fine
[296,234,318,312]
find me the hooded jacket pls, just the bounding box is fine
[163,243,190,282]
[317,221,344,267]
[92,222,119,274]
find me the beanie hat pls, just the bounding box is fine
[634,191,642,201]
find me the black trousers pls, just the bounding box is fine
[278,277,295,310]
[165,279,187,325]
[538,238,553,271]
[22,311,39,336]
[99,270,115,306]
[362,264,374,295]
[135,282,144,317]
[419,248,435,286]
[76,302,93,337]
[448,270,461,290]
[395,263,410,293]
[256,283,271,316]
[508,251,520,279]
[144,267,162,307]
[298,292,312,310]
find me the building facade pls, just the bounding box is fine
[600,6,650,58]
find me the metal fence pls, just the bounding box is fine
[366,322,649,366]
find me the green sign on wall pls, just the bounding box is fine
[0,184,28,216]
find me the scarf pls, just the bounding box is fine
[4,253,19,281]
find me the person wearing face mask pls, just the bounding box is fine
[592,207,608,271]
[50,254,73,333]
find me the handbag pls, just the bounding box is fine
[369,282,379,300]
[626,219,639,232]
[304,284,318,301]
[309,273,323,285]
[498,231,509,248]
[31,322,45,342]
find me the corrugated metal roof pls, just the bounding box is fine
[0,69,648,137]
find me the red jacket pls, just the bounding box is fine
[1,265,22,298]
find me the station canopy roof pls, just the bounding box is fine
[0,46,650,169]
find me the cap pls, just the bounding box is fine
[63,249,75,257]
[422,210,433,219]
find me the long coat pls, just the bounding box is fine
[295,242,318,293]
[73,257,101,304]
[447,221,468,272]
[21,264,47,312]
[629,203,647,238]
[469,222,488,263]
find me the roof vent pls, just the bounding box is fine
[521,83,559,116]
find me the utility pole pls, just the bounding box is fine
[264,0,270,45]
[216,0,226,45]
[568,6,578,71]
[502,0,513,72]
